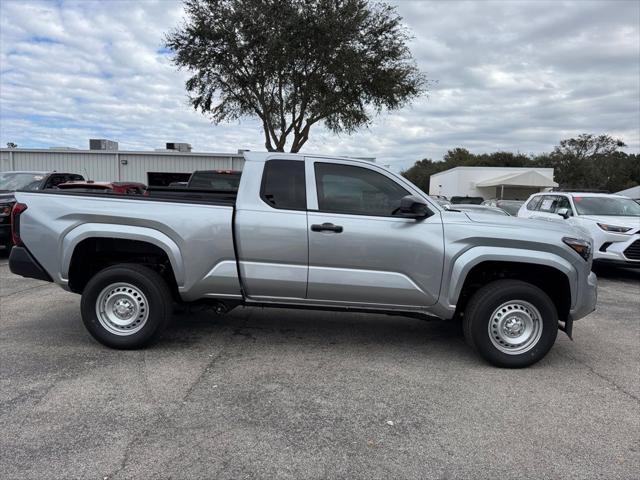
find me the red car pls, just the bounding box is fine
[57,181,147,195]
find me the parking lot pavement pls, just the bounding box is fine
[1,256,638,480]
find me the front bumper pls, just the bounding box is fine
[9,246,53,282]
[569,271,597,322]
[593,231,640,266]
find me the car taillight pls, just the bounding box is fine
[11,202,28,246]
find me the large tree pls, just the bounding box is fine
[165,0,426,152]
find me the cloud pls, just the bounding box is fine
[0,0,638,171]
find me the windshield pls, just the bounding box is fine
[0,172,44,191]
[574,196,640,217]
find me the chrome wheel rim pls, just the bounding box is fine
[96,282,149,336]
[488,300,543,355]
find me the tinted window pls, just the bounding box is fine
[526,196,543,211]
[314,163,409,217]
[260,160,306,210]
[188,172,241,192]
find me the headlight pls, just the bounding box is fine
[563,237,592,261]
[597,223,632,233]
[0,204,12,216]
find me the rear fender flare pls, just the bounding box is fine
[60,223,184,286]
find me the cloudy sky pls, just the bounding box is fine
[0,0,638,170]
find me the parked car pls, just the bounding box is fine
[518,192,640,267]
[482,199,524,216]
[450,195,484,205]
[0,171,83,250]
[448,204,510,216]
[57,181,147,195]
[8,152,597,367]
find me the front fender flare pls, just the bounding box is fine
[445,247,576,309]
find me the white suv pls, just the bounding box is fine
[518,192,640,267]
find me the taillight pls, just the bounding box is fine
[11,202,28,246]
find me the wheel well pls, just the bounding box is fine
[456,261,571,320]
[68,238,179,298]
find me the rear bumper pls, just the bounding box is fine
[9,246,52,282]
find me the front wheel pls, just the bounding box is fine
[81,263,172,349]
[463,279,558,368]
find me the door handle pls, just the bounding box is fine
[311,223,343,233]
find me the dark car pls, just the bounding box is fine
[0,171,84,251]
[450,195,484,205]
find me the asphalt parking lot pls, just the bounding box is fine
[1,254,638,480]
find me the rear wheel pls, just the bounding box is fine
[463,279,558,368]
[81,264,172,349]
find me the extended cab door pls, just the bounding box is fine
[234,158,309,300]
[305,158,444,308]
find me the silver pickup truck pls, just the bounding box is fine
[8,152,597,367]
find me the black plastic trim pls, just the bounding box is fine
[9,246,53,282]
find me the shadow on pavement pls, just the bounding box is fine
[592,264,640,282]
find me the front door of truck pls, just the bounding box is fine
[305,159,444,308]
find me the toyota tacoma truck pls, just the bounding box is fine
[8,153,597,367]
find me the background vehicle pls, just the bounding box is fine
[429,195,451,208]
[448,204,510,216]
[482,199,524,216]
[518,192,640,267]
[450,195,484,205]
[187,170,241,191]
[0,171,83,251]
[57,181,147,195]
[9,153,596,367]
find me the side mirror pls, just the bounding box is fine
[397,195,430,219]
[557,208,570,219]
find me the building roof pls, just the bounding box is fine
[0,147,243,158]
[430,165,553,178]
[476,170,558,188]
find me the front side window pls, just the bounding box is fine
[554,196,573,215]
[526,196,543,211]
[538,195,559,213]
[314,163,409,217]
[260,160,306,210]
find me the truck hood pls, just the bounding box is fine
[577,215,640,230]
[462,212,588,238]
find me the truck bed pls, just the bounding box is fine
[13,189,242,301]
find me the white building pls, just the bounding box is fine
[429,166,558,201]
[0,143,245,186]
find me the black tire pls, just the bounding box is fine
[81,263,172,349]
[462,279,558,368]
